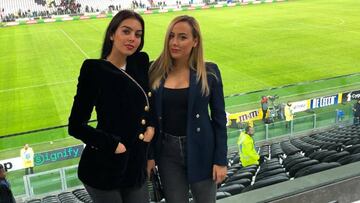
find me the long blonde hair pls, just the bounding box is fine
[149,15,209,96]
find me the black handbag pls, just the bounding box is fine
[149,167,164,202]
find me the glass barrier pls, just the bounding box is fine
[227,103,354,148]
[292,115,315,134]
[0,87,357,200]
[11,172,26,197]
[63,165,82,189]
[26,169,62,196]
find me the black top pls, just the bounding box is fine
[162,87,189,136]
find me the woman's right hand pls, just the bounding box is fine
[115,142,127,154]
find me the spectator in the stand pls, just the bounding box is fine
[0,165,16,203]
[0,8,3,22]
[353,100,360,125]
[20,144,35,175]
[68,10,154,203]
[237,126,259,167]
[148,15,227,203]
[284,102,294,129]
[260,95,268,122]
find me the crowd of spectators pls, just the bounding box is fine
[131,0,147,9]
[0,0,208,23]
[1,0,83,22]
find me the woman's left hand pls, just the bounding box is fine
[212,164,227,184]
[143,126,155,142]
[147,159,156,178]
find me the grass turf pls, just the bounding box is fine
[0,0,359,141]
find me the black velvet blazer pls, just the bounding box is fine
[68,52,153,190]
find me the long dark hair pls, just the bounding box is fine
[101,10,145,59]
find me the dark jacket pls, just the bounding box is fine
[0,179,15,203]
[68,52,153,190]
[354,102,360,117]
[151,62,228,183]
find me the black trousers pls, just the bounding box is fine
[25,167,34,175]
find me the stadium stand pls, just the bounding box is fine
[216,124,360,197]
[0,0,136,22]
[0,0,205,22]
[24,124,360,202]
[26,188,92,203]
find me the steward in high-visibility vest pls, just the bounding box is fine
[284,102,294,129]
[20,144,34,175]
[237,126,259,167]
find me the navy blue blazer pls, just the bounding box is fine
[151,62,228,183]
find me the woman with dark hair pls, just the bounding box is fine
[68,10,154,203]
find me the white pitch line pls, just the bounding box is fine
[0,30,59,39]
[0,80,76,93]
[59,28,89,58]
[84,21,103,33]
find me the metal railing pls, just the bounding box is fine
[227,105,354,148]
[22,165,81,198]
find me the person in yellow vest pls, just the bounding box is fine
[284,102,294,129]
[237,126,259,167]
[20,144,34,175]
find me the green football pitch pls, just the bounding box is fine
[1,0,360,141]
[1,0,360,197]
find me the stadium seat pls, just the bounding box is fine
[42,195,60,203]
[294,162,341,178]
[308,150,326,159]
[251,175,289,190]
[284,157,310,171]
[223,178,252,188]
[290,139,319,156]
[58,191,78,203]
[258,164,283,174]
[256,172,289,182]
[289,159,319,177]
[281,141,301,155]
[226,171,253,182]
[322,151,350,163]
[344,144,360,154]
[256,168,286,181]
[311,150,337,161]
[265,158,280,164]
[236,167,257,175]
[228,163,242,170]
[352,147,360,154]
[344,139,360,146]
[216,192,231,200]
[337,153,360,165]
[27,199,42,203]
[259,145,270,159]
[226,171,235,177]
[72,188,92,203]
[218,184,245,195]
[282,154,304,166]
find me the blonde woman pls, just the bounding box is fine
[148,15,227,203]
